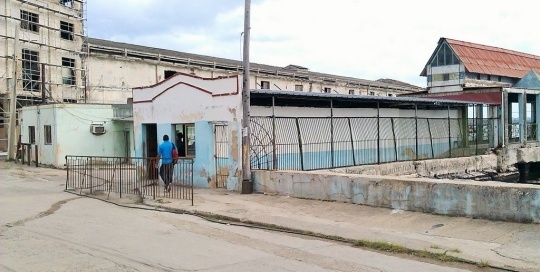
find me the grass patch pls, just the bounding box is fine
[478,260,490,268]
[430,245,442,249]
[449,248,461,253]
[352,240,464,263]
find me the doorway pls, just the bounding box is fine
[144,124,158,180]
[214,124,229,188]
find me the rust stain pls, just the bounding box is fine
[402,148,429,160]
[231,129,239,162]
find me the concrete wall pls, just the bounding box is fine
[332,155,497,177]
[253,170,540,223]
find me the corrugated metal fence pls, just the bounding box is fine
[251,116,498,171]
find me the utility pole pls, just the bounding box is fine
[241,0,252,194]
[7,26,19,160]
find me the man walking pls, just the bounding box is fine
[156,134,175,192]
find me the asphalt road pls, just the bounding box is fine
[0,162,470,272]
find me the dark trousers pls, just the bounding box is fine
[159,163,174,186]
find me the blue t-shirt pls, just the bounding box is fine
[158,140,174,164]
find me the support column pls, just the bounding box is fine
[536,94,540,142]
[518,92,525,144]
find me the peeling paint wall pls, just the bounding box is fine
[253,170,540,223]
[132,74,243,190]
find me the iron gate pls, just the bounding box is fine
[214,125,229,188]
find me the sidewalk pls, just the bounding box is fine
[146,188,539,272]
[4,161,538,271]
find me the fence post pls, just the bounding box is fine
[347,118,356,165]
[295,118,304,171]
[89,157,93,194]
[272,96,277,170]
[415,104,418,161]
[377,102,380,164]
[27,145,31,166]
[447,105,452,158]
[119,158,123,198]
[65,156,69,190]
[35,145,38,167]
[390,118,397,161]
[330,100,334,168]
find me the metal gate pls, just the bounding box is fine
[214,125,229,188]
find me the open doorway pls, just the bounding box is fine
[144,124,158,180]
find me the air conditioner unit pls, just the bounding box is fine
[90,124,106,135]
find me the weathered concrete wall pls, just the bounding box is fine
[333,155,497,177]
[253,170,540,223]
[497,147,540,172]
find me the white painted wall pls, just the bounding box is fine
[252,106,461,118]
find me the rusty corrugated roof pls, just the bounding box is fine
[421,38,540,78]
[447,38,540,78]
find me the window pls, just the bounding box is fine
[60,0,73,8]
[294,84,303,92]
[349,89,355,95]
[477,74,481,80]
[498,76,502,82]
[261,81,270,89]
[388,94,393,97]
[22,49,40,91]
[20,10,39,32]
[29,126,35,144]
[431,43,459,67]
[61,57,76,85]
[60,21,74,40]
[487,75,491,81]
[369,91,375,96]
[164,70,177,79]
[443,73,450,81]
[323,87,331,93]
[44,125,52,145]
[173,123,195,157]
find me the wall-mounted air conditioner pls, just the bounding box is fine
[90,124,106,135]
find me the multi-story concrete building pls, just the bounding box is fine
[0,0,87,150]
[85,38,422,104]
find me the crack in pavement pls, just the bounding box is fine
[2,197,81,232]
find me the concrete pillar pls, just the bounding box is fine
[518,92,525,144]
[536,94,540,142]
[517,162,530,183]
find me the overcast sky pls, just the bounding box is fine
[87,0,539,87]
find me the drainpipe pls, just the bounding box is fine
[447,105,451,158]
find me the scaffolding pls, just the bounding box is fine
[0,0,87,154]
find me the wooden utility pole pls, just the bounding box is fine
[7,26,19,160]
[241,0,252,194]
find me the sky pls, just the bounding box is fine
[87,0,540,88]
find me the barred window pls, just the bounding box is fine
[22,49,40,91]
[60,0,73,8]
[62,57,76,85]
[20,10,39,32]
[60,21,74,40]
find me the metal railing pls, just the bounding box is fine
[251,116,499,171]
[65,156,193,205]
[507,123,539,143]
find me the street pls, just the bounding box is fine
[0,162,471,272]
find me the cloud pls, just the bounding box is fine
[87,0,540,87]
